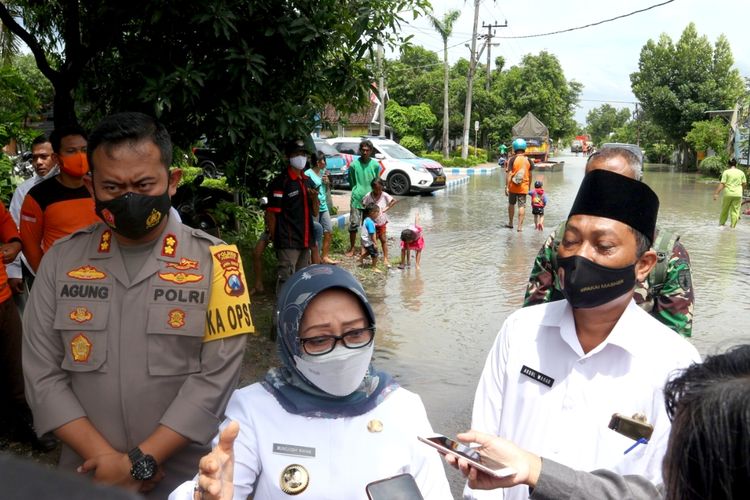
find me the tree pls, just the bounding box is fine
[384,100,436,142]
[631,23,744,166]
[585,104,631,145]
[684,118,730,157]
[497,51,581,140]
[0,1,428,191]
[428,9,461,158]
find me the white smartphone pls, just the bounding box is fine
[418,435,516,479]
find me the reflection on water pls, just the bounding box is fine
[365,153,750,495]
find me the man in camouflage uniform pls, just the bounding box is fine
[523,147,693,337]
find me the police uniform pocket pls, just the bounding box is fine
[54,302,110,372]
[146,305,205,376]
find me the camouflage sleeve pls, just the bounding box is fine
[523,230,559,307]
[652,241,694,337]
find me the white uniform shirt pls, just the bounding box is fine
[466,299,700,500]
[7,167,58,278]
[170,383,452,500]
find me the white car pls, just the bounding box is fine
[326,137,446,196]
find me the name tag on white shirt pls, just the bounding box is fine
[520,365,554,387]
[273,443,316,458]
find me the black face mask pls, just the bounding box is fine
[95,190,171,240]
[557,255,637,309]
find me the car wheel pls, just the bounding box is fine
[199,160,219,178]
[388,171,410,196]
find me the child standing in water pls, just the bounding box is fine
[359,203,380,268]
[399,214,424,270]
[362,178,397,267]
[529,180,548,231]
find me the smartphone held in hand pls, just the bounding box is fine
[418,435,516,479]
[365,473,424,500]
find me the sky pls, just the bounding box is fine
[393,0,750,124]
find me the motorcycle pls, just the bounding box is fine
[12,151,34,179]
[171,174,234,237]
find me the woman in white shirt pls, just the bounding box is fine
[170,265,451,500]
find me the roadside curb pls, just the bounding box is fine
[448,166,500,175]
[331,212,351,230]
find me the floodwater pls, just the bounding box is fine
[366,152,750,495]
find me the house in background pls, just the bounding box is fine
[317,87,391,139]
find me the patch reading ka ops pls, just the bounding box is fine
[203,244,254,341]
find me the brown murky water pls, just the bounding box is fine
[365,152,750,495]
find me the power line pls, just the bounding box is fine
[495,0,675,39]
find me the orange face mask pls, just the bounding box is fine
[59,152,90,177]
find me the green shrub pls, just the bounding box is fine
[399,135,424,154]
[420,152,444,163]
[699,155,725,177]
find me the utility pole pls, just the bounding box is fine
[482,21,507,92]
[634,102,641,147]
[377,45,385,137]
[461,0,481,160]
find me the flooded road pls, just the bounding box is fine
[365,152,750,494]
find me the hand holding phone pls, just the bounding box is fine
[418,435,516,479]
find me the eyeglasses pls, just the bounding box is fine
[299,327,375,356]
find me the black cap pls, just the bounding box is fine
[568,169,659,243]
[284,139,307,155]
[534,180,542,188]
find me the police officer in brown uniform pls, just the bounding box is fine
[22,113,251,498]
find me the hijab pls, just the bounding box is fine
[262,265,398,418]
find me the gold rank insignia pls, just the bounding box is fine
[70,333,92,362]
[161,234,177,257]
[158,272,204,284]
[98,230,112,253]
[67,265,107,280]
[367,419,383,433]
[167,309,186,328]
[165,257,199,271]
[279,464,309,495]
[145,208,163,229]
[69,306,93,323]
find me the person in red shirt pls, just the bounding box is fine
[20,125,100,272]
[0,201,39,446]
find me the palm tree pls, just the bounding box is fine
[0,1,21,65]
[428,9,461,158]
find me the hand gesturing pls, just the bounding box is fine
[195,421,240,500]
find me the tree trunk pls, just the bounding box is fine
[461,0,480,160]
[442,42,450,158]
[53,79,79,128]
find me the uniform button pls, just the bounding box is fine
[579,359,587,365]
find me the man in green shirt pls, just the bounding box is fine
[345,140,381,256]
[713,158,747,228]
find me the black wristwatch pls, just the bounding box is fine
[128,447,157,481]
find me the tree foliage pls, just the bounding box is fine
[0,0,428,192]
[585,104,631,145]
[631,23,744,146]
[684,118,729,156]
[386,48,580,155]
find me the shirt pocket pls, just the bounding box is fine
[146,304,205,376]
[54,302,110,372]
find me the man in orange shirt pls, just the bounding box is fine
[0,201,34,444]
[20,125,100,272]
[505,139,532,232]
